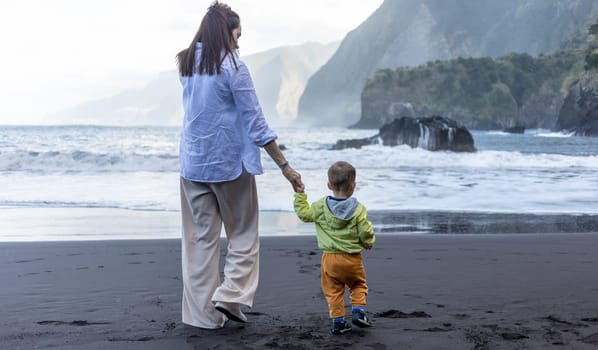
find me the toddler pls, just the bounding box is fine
[294,161,375,334]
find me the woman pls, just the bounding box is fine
[176,1,303,329]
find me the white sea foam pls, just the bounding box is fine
[0,149,179,172]
[486,131,511,136]
[2,145,597,173]
[536,131,575,138]
[1,126,597,215]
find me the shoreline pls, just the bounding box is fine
[2,234,598,349]
[2,206,598,242]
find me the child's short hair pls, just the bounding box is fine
[328,161,356,193]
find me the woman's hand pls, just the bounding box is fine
[282,165,303,192]
[263,140,304,192]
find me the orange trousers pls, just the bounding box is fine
[321,253,368,318]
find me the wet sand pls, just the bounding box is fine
[2,207,598,242]
[2,232,598,349]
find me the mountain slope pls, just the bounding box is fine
[298,0,598,127]
[47,41,339,126]
[248,41,339,124]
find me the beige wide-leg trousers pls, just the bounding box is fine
[180,171,260,329]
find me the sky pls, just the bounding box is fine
[0,0,383,124]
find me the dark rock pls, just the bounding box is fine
[379,116,476,152]
[503,125,525,134]
[555,73,598,136]
[333,116,476,152]
[332,136,378,150]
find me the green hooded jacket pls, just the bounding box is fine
[294,192,375,254]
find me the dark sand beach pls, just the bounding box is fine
[1,210,598,349]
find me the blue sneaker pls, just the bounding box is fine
[331,317,352,335]
[352,307,372,327]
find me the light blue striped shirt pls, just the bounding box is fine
[179,43,277,182]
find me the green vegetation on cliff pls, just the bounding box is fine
[585,18,598,70]
[362,50,584,128]
[555,18,598,136]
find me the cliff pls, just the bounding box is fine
[358,51,584,130]
[46,42,338,126]
[556,73,598,136]
[298,0,598,127]
[555,19,598,136]
[245,42,339,124]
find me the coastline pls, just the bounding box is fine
[2,207,598,242]
[2,233,598,349]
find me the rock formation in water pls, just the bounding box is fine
[333,116,475,152]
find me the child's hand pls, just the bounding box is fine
[363,244,372,250]
[295,182,305,193]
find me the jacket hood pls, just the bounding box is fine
[325,196,359,229]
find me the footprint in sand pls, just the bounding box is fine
[544,315,587,328]
[13,258,45,264]
[37,320,111,326]
[404,323,455,333]
[375,310,431,318]
[425,302,445,308]
[452,313,470,320]
[581,333,598,345]
[108,336,154,342]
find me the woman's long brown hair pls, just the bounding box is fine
[176,1,239,76]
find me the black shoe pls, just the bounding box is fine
[214,301,248,323]
[331,319,352,335]
[352,307,372,328]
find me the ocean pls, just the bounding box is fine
[1,125,598,240]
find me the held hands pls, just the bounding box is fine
[282,165,304,193]
[264,141,303,191]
